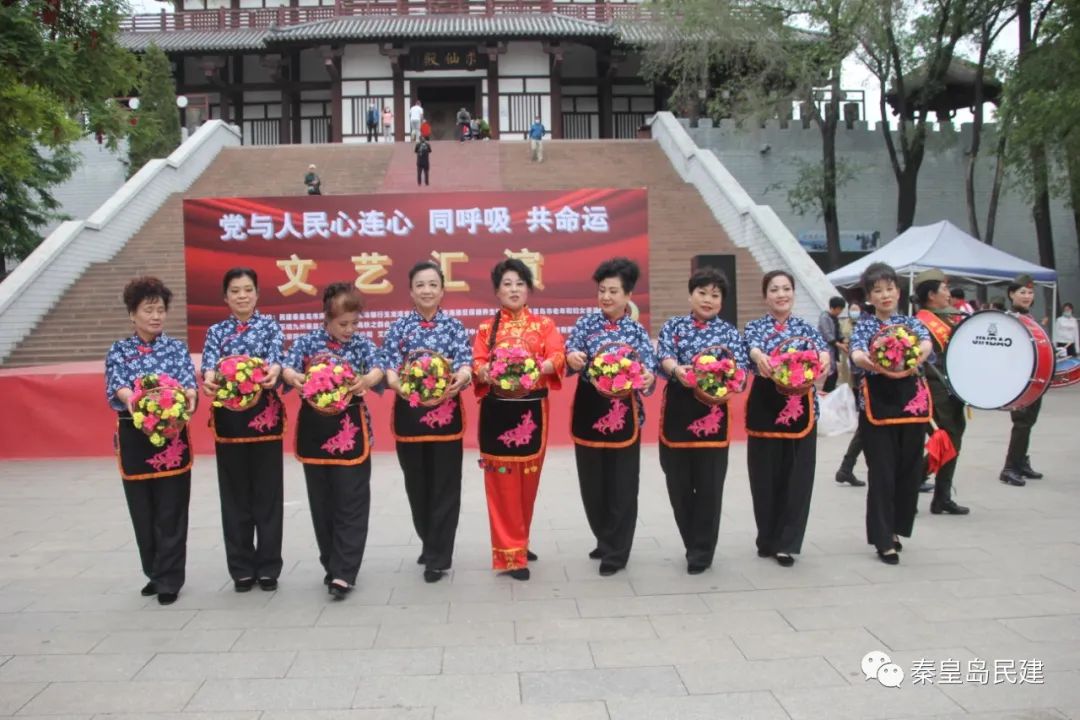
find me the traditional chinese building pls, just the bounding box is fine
[121,0,667,144]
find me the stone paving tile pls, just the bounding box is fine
[316,603,450,627]
[605,692,791,720]
[1000,615,1080,642]
[136,651,297,680]
[779,602,923,631]
[520,666,687,702]
[389,583,512,605]
[231,627,378,652]
[19,680,200,715]
[0,653,151,682]
[677,657,848,693]
[351,674,519,708]
[510,579,636,601]
[576,593,710,618]
[868,619,1031,651]
[936,670,1080,714]
[0,631,106,655]
[0,681,44,715]
[822,646,976,686]
[90,629,241,654]
[185,607,324,630]
[261,710,432,720]
[89,714,261,720]
[590,636,745,667]
[650,609,793,638]
[772,682,963,719]
[373,621,515,648]
[287,648,443,678]
[188,678,358,712]
[732,628,883,660]
[447,598,580,622]
[441,642,594,673]
[434,701,607,720]
[515,617,657,644]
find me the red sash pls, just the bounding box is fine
[916,309,953,353]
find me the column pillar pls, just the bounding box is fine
[323,45,343,143]
[543,42,563,139]
[486,54,500,139]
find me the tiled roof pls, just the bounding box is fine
[269,14,616,42]
[119,29,269,53]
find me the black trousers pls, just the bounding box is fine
[659,445,728,567]
[123,472,191,594]
[747,435,816,555]
[214,440,284,580]
[1006,396,1042,468]
[417,164,429,186]
[823,368,839,393]
[925,380,965,504]
[575,440,641,568]
[397,440,463,571]
[861,416,925,552]
[366,123,378,142]
[303,460,371,585]
[838,426,864,474]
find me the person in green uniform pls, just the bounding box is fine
[913,269,970,515]
[1000,273,1044,487]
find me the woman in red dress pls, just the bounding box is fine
[472,259,566,580]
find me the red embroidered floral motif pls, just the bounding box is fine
[322,414,360,455]
[592,399,629,435]
[498,410,537,448]
[248,393,281,432]
[147,436,187,472]
[775,395,806,427]
[904,380,930,415]
[687,405,724,438]
[420,398,457,429]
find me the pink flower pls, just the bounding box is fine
[219,358,238,376]
[142,414,158,432]
[684,371,697,385]
[520,373,535,389]
[158,392,174,409]
[409,392,421,407]
[611,373,628,389]
[422,375,437,389]
[602,353,617,364]
[239,381,255,395]
[420,356,431,369]
[597,375,613,392]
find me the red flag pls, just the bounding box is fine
[925,419,957,474]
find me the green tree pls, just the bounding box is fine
[127,43,181,177]
[0,0,136,278]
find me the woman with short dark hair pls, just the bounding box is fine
[200,268,286,593]
[105,276,197,605]
[380,260,473,583]
[565,258,656,576]
[282,283,384,599]
[472,258,566,581]
[656,268,749,574]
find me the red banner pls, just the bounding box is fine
[183,189,649,348]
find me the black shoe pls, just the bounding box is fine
[328,582,352,600]
[877,550,900,565]
[508,568,530,581]
[835,470,866,487]
[323,573,332,586]
[930,500,970,515]
[423,569,445,583]
[775,554,795,567]
[893,539,903,552]
[1018,457,1043,479]
[526,550,538,561]
[687,563,707,575]
[599,563,620,577]
[234,577,255,593]
[257,577,278,591]
[140,582,157,597]
[1000,468,1027,486]
[157,592,179,605]
[756,548,772,558]
[918,481,935,493]
[416,554,425,565]
[588,548,602,559]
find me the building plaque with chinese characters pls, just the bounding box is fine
[408,47,488,71]
[182,189,649,346]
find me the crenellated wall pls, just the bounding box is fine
[685,119,1079,305]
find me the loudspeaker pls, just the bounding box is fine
[691,255,738,325]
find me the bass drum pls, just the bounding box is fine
[944,310,1054,410]
[1051,356,1080,388]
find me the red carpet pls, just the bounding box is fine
[0,359,747,460]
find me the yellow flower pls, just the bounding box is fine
[146,401,158,413]
[524,358,536,370]
[132,411,145,425]
[593,357,604,367]
[803,369,815,380]
[435,379,446,389]
[717,387,728,396]
[500,379,512,390]
[412,366,424,377]
[619,357,631,368]
[698,355,716,364]
[150,433,164,447]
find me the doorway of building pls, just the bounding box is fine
[415,82,480,140]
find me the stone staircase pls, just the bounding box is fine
[3,140,765,367]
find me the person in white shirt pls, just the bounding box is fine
[1055,302,1078,356]
[409,100,424,142]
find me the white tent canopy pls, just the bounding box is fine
[826,220,1057,287]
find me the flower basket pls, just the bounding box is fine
[213,354,267,411]
[131,374,190,447]
[489,340,541,399]
[587,342,646,399]
[869,324,921,379]
[399,349,453,407]
[686,345,747,406]
[768,336,823,397]
[302,353,356,415]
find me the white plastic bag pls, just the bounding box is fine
[817,382,859,437]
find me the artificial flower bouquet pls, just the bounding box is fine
[400,350,452,407]
[131,374,190,447]
[686,347,747,405]
[213,354,268,410]
[587,342,646,399]
[870,325,921,376]
[489,342,541,398]
[769,339,824,396]
[302,354,356,414]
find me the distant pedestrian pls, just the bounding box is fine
[304,164,321,195]
[817,296,846,393]
[409,100,424,141]
[415,137,431,186]
[420,119,431,141]
[382,106,393,142]
[457,107,472,142]
[528,115,546,162]
[366,104,379,143]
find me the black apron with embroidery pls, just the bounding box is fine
[210,389,285,442]
[116,414,193,480]
[392,395,465,442]
[571,378,639,447]
[479,390,546,459]
[745,375,814,438]
[660,381,730,448]
[863,374,932,425]
[295,399,370,465]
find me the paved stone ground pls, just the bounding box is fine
[1,386,1079,719]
